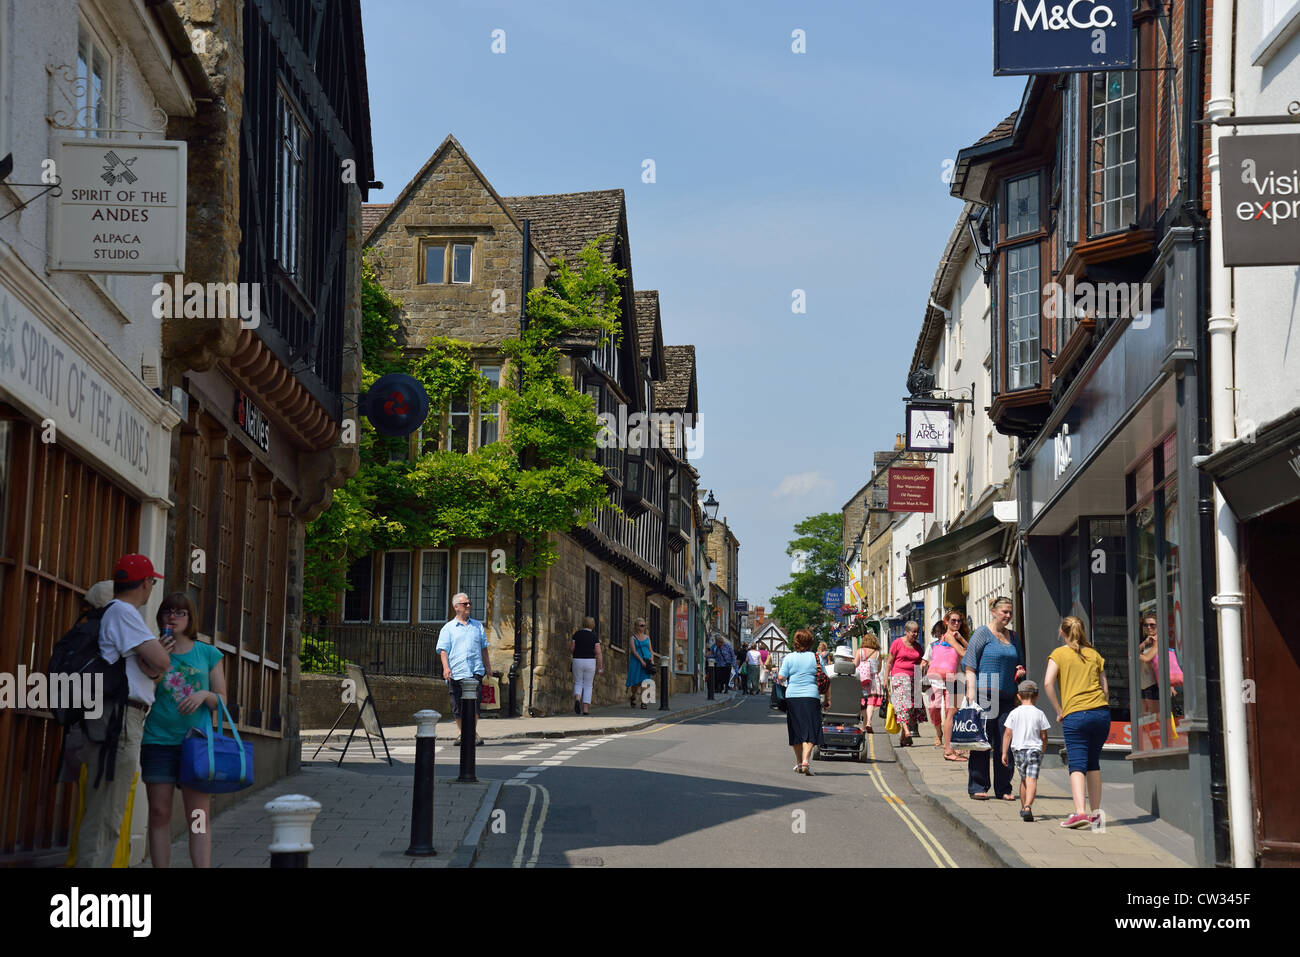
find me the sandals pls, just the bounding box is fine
[799,764,813,775]
[970,792,991,801]
[944,752,967,761]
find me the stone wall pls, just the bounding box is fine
[366,142,549,349]
[301,673,452,729]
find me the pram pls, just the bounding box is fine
[813,664,866,762]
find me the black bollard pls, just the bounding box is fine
[658,654,670,711]
[266,794,320,868]
[706,657,715,701]
[458,678,479,783]
[406,709,440,856]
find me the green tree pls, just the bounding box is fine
[303,240,623,619]
[770,511,844,639]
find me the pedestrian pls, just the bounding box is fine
[1138,611,1184,722]
[778,629,824,775]
[711,635,733,694]
[854,632,884,732]
[141,592,226,867]
[59,581,118,786]
[571,616,602,715]
[882,621,924,748]
[962,596,1027,801]
[746,643,762,695]
[1001,679,1051,822]
[925,609,969,761]
[626,617,655,709]
[1043,615,1111,828]
[437,592,491,746]
[73,554,171,869]
[922,620,962,756]
[757,646,770,694]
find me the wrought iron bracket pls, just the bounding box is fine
[1196,101,1300,128]
[0,177,62,223]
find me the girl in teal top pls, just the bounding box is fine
[140,593,226,868]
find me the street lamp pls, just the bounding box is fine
[702,490,720,532]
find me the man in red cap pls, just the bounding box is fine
[74,553,171,868]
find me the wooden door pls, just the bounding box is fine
[1242,500,1300,866]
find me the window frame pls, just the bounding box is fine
[609,580,625,650]
[456,548,489,622]
[417,548,451,624]
[275,84,310,283]
[1004,241,1042,392]
[341,554,373,623]
[420,238,475,286]
[1004,171,1043,240]
[380,549,413,623]
[1087,68,1139,239]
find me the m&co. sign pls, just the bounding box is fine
[993,0,1134,76]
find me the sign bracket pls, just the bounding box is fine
[0,168,62,224]
[1196,101,1300,129]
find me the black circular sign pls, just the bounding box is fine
[360,373,430,437]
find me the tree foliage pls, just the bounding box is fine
[303,242,624,619]
[770,511,845,640]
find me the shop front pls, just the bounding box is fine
[0,248,179,862]
[1015,229,1215,863]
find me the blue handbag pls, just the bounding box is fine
[949,698,992,751]
[180,697,254,793]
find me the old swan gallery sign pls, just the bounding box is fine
[50,138,186,274]
[994,0,1134,76]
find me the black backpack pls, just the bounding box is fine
[48,602,129,786]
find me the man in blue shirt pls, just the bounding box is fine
[437,592,491,745]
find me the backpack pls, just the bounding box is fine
[48,602,129,787]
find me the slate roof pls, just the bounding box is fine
[502,190,624,267]
[653,344,697,414]
[362,203,390,238]
[633,290,659,360]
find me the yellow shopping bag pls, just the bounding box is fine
[884,702,900,734]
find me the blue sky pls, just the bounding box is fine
[360,0,1027,609]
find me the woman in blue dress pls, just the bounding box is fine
[626,617,656,709]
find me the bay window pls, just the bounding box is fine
[1089,70,1138,237]
[1006,243,1041,391]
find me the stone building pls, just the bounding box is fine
[161,0,374,790]
[705,519,741,646]
[342,135,704,713]
[0,0,207,864]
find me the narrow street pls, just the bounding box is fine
[470,696,994,868]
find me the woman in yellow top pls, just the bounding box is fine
[1042,616,1110,829]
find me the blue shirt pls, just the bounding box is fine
[713,642,734,668]
[961,625,1022,700]
[778,651,820,699]
[436,617,489,679]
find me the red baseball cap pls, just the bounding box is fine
[112,554,165,582]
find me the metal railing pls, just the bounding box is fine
[301,624,444,678]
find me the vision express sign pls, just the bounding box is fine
[1220,133,1300,267]
[994,0,1133,76]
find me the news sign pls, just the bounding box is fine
[994,0,1134,76]
[1220,134,1300,267]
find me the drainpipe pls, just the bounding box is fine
[1204,0,1252,868]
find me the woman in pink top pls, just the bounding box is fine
[923,609,969,761]
[882,620,924,747]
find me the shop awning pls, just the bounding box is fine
[1198,409,1300,522]
[906,514,1014,592]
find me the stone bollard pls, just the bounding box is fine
[406,709,440,856]
[706,657,715,700]
[458,678,479,783]
[266,794,321,868]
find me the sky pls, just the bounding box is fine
[359,0,1027,609]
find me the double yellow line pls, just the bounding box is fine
[512,782,551,868]
[866,735,958,868]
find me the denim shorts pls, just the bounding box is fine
[1061,706,1110,774]
[139,743,183,785]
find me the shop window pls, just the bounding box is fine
[381,550,412,622]
[342,555,372,622]
[457,549,488,621]
[418,549,449,623]
[1089,69,1138,237]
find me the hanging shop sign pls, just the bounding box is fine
[822,588,844,611]
[906,402,954,453]
[1220,133,1300,267]
[49,138,187,274]
[887,467,934,512]
[733,600,749,614]
[993,0,1134,76]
